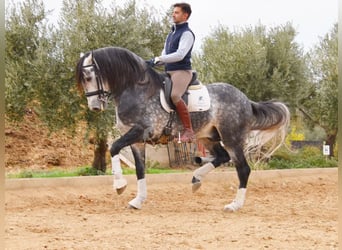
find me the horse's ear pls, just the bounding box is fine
[90,51,94,62]
[81,51,93,67]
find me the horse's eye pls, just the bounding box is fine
[83,69,93,82]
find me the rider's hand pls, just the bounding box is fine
[145,57,162,67]
[153,57,161,65]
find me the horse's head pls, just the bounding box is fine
[76,52,111,111]
[76,47,165,111]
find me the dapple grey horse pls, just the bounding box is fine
[76,46,290,211]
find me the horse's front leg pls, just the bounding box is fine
[128,143,146,209]
[111,154,127,194]
[110,125,144,195]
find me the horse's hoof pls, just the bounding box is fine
[223,201,241,212]
[116,185,126,195]
[192,182,202,193]
[192,176,201,193]
[128,198,142,209]
[113,178,127,195]
[223,204,236,212]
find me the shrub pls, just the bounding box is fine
[267,145,337,169]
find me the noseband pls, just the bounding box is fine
[82,54,111,103]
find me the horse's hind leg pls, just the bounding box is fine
[224,147,251,212]
[192,142,230,192]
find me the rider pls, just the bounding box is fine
[151,2,195,143]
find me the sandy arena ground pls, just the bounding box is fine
[5,168,337,250]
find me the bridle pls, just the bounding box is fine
[82,53,111,104]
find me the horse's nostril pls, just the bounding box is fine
[92,107,101,111]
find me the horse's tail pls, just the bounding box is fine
[245,101,290,162]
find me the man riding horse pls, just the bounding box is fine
[149,3,195,143]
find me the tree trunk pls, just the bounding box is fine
[92,138,108,173]
[325,133,337,157]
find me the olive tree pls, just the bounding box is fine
[57,0,169,171]
[6,0,169,172]
[193,23,309,107]
[5,0,48,121]
[299,23,338,156]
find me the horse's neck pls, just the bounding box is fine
[111,70,162,106]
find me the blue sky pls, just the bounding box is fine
[10,0,338,52]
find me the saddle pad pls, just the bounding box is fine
[160,84,211,113]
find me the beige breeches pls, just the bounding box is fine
[167,70,192,104]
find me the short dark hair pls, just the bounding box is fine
[173,3,192,18]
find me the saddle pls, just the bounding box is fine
[160,71,211,113]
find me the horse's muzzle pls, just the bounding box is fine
[91,107,102,111]
[87,97,107,111]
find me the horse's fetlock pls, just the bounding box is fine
[110,148,119,157]
[192,176,200,184]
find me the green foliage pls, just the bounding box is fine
[5,0,337,169]
[6,0,170,129]
[122,166,186,175]
[76,166,106,176]
[6,166,108,178]
[56,0,170,145]
[193,22,309,105]
[267,146,337,169]
[194,25,269,101]
[105,0,169,56]
[264,24,309,106]
[5,0,170,171]
[5,0,48,120]
[299,23,338,156]
[194,21,338,157]
[14,170,34,178]
[6,165,186,178]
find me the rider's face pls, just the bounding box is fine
[172,7,188,24]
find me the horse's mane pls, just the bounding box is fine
[76,47,163,99]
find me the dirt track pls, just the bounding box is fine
[5,168,337,250]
